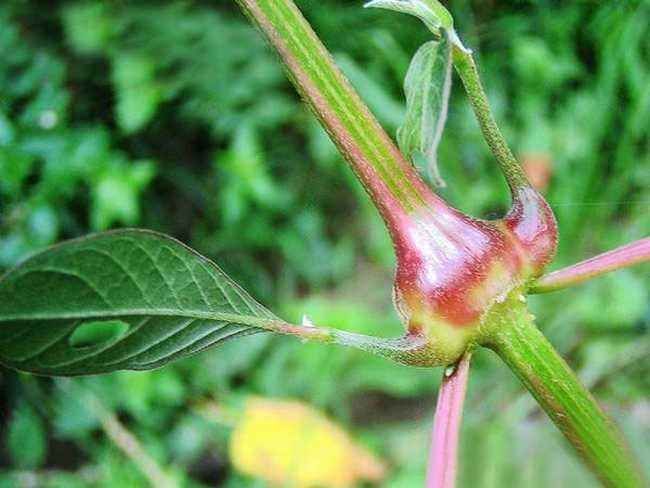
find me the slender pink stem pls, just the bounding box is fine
[426,352,472,488]
[531,237,650,294]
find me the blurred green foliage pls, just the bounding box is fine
[0,0,648,486]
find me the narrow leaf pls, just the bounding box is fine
[0,230,426,375]
[397,34,452,187]
[364,0,453,34]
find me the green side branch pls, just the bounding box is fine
[485,315,645,488]
[452,46,530,191]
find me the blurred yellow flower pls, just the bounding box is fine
[229,397,387,487]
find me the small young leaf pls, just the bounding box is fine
[0,230,428,375]
[364,0,454,35]
[397,34,452,187]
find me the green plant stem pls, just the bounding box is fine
[234,0,437,220]
[452,46,529,191]
[486,316,645,488]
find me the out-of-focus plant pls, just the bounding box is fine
[0,4,156,267]
[227,397,386,487]
[0,1,648,487]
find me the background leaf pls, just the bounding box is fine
[229,397,386,487]
[112,55,164,134]
[397,34,452,187]
[0,230,280,375]
[6,402,47,469]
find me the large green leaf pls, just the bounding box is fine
[0,230,286,375]
[397,35,452,188]
[0,230,423,375]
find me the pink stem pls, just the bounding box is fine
[531,237,650,294]
[426,352,472,488]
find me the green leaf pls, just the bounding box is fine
[0,110,15,145]
[0,146,35,197]
[112,55,163,133]
[89,160,156,230]
[0,230,284,375]
[7,402,47,469]
[62,2,113,55]
[397,35,452,187]
[0,230,422,375]
[364,0,453,34]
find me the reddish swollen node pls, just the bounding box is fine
[391,185,557,335]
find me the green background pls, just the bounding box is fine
[0,0,648,486]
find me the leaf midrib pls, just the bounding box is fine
[0,309,284,330]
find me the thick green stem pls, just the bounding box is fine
[452,46,530,191]
[486,316,645,488]
[234,0,438,222]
